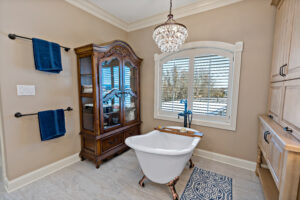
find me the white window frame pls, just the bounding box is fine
[154,41,243,131]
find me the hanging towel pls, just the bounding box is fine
[38,109,66,141]
[32,38,63,73]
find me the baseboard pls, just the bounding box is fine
[4,153,80,193]
[193,148,256,171]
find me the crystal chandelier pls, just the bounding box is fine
[153,0,188,53]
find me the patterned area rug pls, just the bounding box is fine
[181,167,232,200]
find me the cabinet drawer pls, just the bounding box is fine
[259,122,272,159]
[124,126,139,138]
[269,135,284,186]
[259,118,284,188]
[101,133,123,152]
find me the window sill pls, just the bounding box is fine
[154,114,236,131]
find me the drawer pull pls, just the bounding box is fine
[279,64,287,77]
[108,139,116,145]
[283,127,293,133]
[268,115,273,119]
[264,131,270,144]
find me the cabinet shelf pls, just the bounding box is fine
[80,93,93,98]
[257,167,279,200]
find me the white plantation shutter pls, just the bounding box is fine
[161,58,190,112]
[154,41,243,130]
[193,55,230,117]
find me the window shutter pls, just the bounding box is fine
[193,55,230,116]
[161,58,190,112]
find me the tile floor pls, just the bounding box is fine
[0,150,264,200]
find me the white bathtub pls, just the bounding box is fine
[125,126,201,184]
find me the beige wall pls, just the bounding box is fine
[0,0,275,180]
[128,0,275,162]
[0,0,127,179]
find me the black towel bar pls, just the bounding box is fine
[8,33,71,52]
[15,107,73,118]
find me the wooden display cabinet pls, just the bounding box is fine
[75,40,142,168]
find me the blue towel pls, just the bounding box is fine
[32,38,62,73]
[38,109,66,141]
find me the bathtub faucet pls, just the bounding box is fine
[178,99,193,128]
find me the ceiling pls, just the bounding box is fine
[88,0,199,23]
[65,0,244,32]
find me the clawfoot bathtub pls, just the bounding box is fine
[125,126,201,200]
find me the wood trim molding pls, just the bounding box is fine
[193,148,257,171]
[65,0,245,32]
[271,0,282,6]
[65,0,129,31]
[4,153,80,193]
[128,0,244,31]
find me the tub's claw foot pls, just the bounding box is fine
[139,175,146,187]
[189,159,194,169]
[167,177,179,200]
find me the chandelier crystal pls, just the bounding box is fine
[153,0,188,53]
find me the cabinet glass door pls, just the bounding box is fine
[124,61,138,123]
[101,58,122,130]
[79,56,94,132]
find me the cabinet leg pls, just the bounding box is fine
[80,156,85,161]
[255,147,262,176]
[96,161,101,169]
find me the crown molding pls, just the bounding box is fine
[65,0,129,31]
[65,0,244,32]
[128,0,244,31]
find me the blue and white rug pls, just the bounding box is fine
[181,167,232,200]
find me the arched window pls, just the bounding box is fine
[154,41,243,130]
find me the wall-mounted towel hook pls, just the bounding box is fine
[15,107,73,118]
[8,33,71,52]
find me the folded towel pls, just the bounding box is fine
[38,109,66,141]
[82,85,93,93]
[32,38,62,73]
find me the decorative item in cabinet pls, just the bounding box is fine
[75,40,142,168]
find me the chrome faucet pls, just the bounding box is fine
[178,99,193,128]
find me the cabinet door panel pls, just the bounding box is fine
[287,0,300,80]
[281,79,300,140]
[271,0,294,82]
[123,60,139,124]
[271,1,284,81]
[100,57,123,131]
[268,82,284,123]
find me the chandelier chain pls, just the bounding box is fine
[169,0,172,15]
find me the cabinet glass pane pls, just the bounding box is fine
[101,58,121,129]
[80,57,93,94]
[124,61,137,122]
[82,97,94,131]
